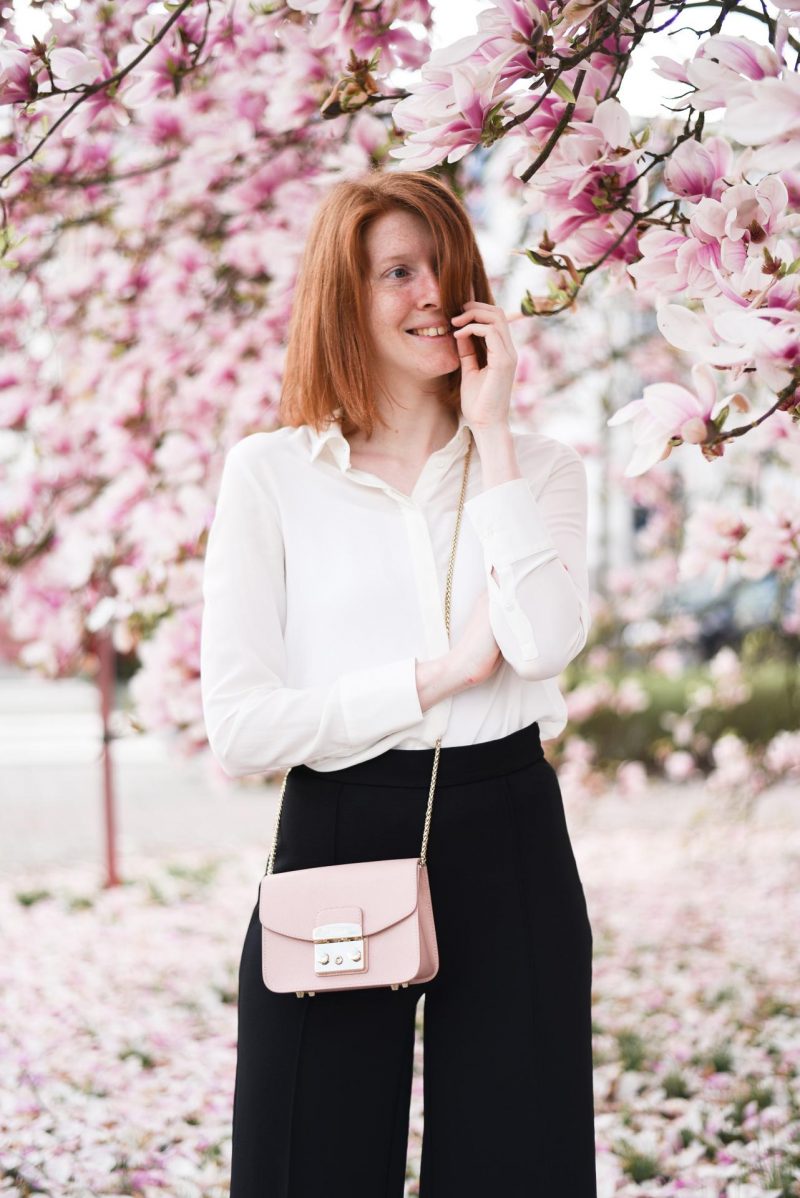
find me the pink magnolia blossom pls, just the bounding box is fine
[520,99,645,268]
[518,61,619,150]
[390,54,512,169]
[737,486,800,579]
[717,174,791,243]
[607,362,739,477]
[288,0,431,64]
[654,30,800,171]
[664,750,698,782]
[0,41,36,105]
[49,47,103,89]
[658,301,800,391]
[658,33,783,112]
[388,1,619,172]
[37,45,131,137]
[722,70,800,161]
[632,174,796,317]
[627,228,692,295]
[534,99,640,198]
[679,500,751,591]
[765,729,800,775]
[118,31,198,109]
[706,731,768,798]
[663,136,734,202]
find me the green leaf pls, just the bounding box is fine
[524,247,554,267]
[712,404,730,430]
[552,78,577,104]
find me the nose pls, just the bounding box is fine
[416,264,442,309]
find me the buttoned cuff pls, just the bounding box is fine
[339,655,423,745]
[464,478,557,566]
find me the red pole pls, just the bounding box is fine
[97,629,120,887]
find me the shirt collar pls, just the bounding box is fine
[307,405,472,473]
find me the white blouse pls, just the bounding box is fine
[200,406,591,777]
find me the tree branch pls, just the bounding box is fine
[0,0,196,195]
[519,68,586,183]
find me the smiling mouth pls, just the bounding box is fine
[406,326,450,338]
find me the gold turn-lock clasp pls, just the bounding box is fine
[312,920,367,976]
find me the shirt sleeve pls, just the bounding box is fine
[200,441,424,778]
[463,447,592,681]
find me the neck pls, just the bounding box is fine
[349,396,460,460]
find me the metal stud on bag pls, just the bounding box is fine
[262,431,474,997]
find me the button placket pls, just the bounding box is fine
[401,504,450,657]
[401,501,452,740]
[338,446,463,744]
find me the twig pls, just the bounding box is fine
[519,68,586,183]
[0,0,196,194]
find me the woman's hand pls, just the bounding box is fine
[449,589,503,689]
[451,298,518,431]
[415,591,502,711]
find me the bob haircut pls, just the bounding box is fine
[279,169,495,440]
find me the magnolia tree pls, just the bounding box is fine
[510,287,800,801]
[0,0,435,718]
[0,0,798,792]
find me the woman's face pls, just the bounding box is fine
[363,207,460,396]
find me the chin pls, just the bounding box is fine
[413,349,460,372]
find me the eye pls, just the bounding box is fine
[387,266,410,279]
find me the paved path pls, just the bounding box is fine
[1,665,795,883]
[0,667,280,877]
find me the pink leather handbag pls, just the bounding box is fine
[259,431,474,997]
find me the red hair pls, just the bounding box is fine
[279,169,494,440]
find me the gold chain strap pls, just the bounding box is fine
[266,429,474,876]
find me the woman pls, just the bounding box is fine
[200,169,597,1197]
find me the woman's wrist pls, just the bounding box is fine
[469,423,522,490]
[415,652,469,712]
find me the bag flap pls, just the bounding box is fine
[259,857,421,942]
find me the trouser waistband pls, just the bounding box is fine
[296,720,544,789]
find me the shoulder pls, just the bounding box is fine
[224,426,302,470]
[221,426,310,491]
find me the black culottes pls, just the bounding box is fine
[229,720,598,1197]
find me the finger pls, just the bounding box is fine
[452,306,516,356]
[452,304,508,321]
[453,304,513,325]
[453,323,516,362]
[454,328,480,362]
